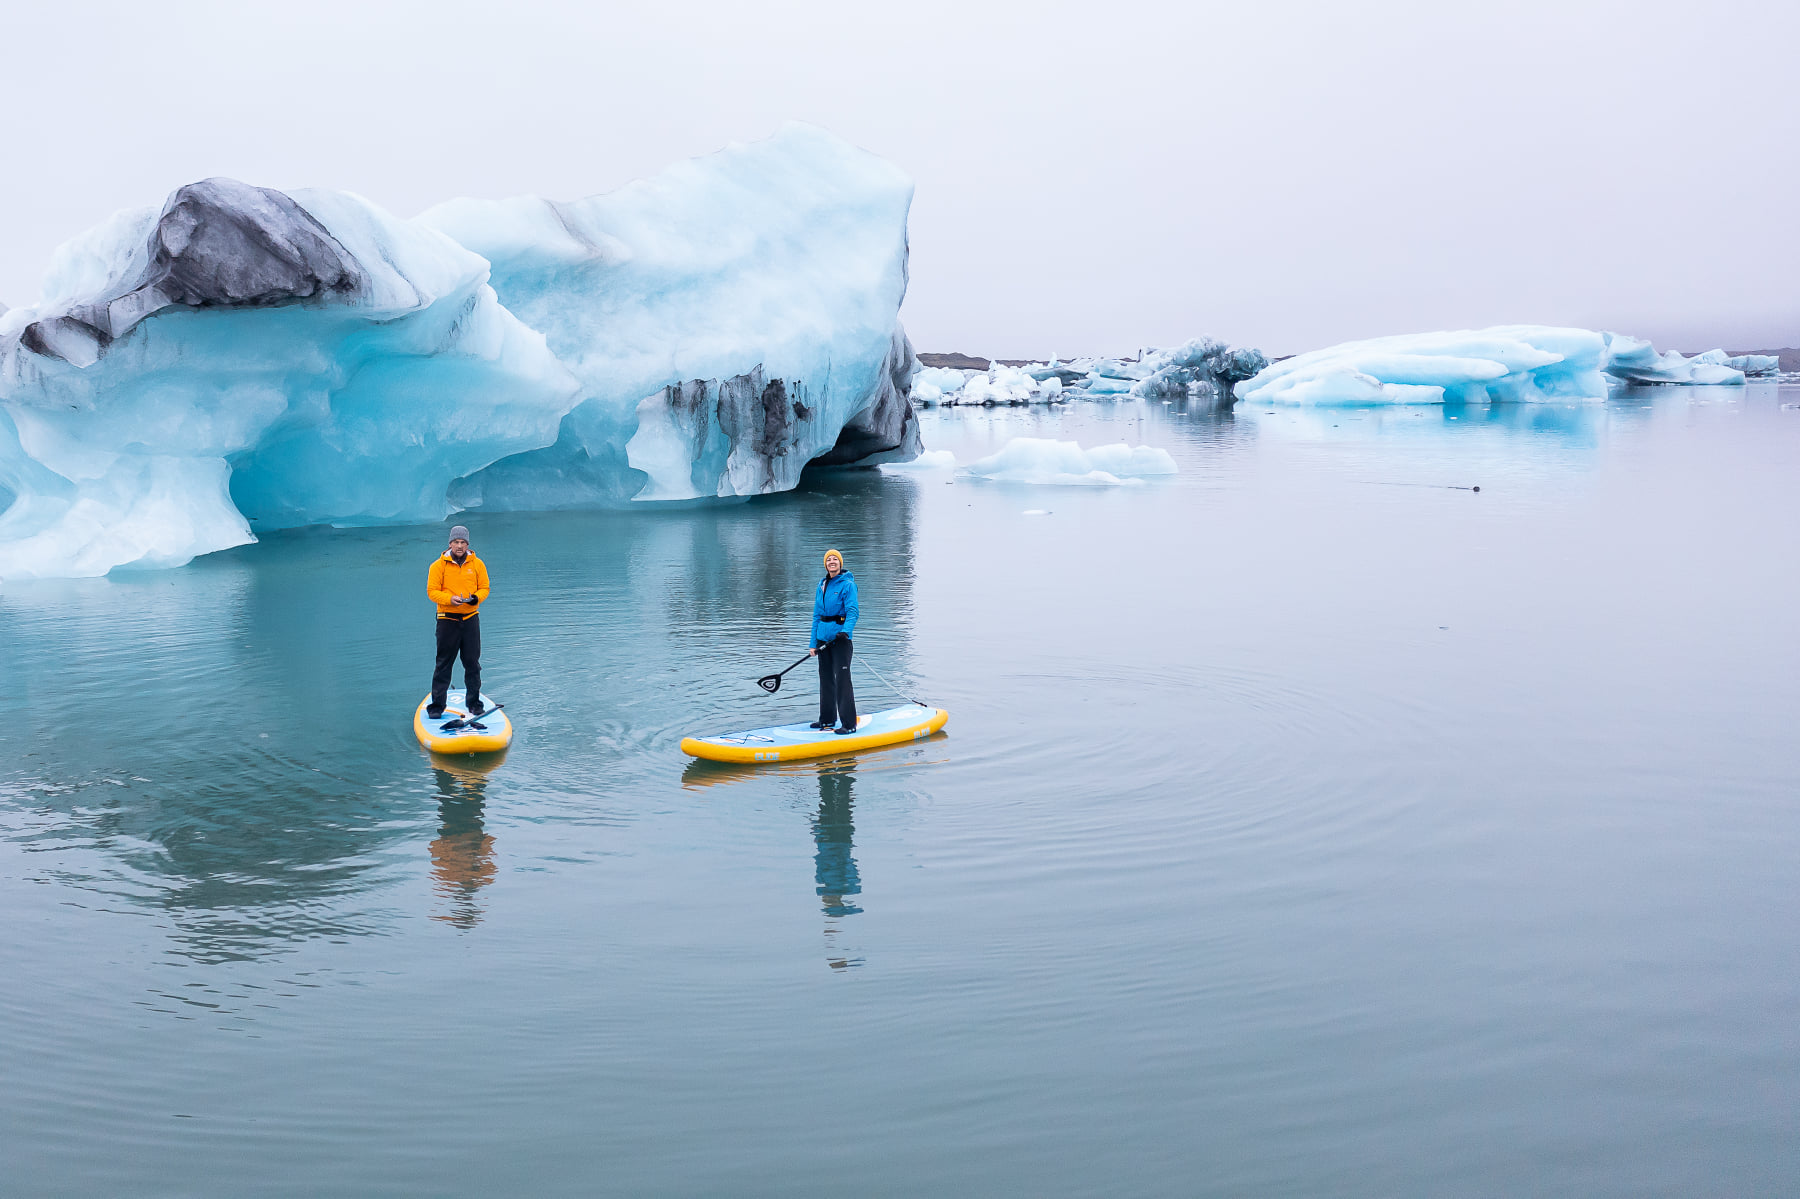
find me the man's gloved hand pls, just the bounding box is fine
[834,631,850,643]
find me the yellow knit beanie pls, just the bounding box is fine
[823,548,844,569]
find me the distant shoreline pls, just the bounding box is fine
[920,348,1800,373]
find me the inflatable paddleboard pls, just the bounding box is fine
[680,703,948,764]
[414,693,513,755]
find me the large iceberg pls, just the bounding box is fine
[0,125,919,579]
[421,125,917,508]
[0,179,578,578]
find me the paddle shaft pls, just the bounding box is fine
[438,701,503,732]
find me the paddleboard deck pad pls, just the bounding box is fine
[415,693,513,755]
[681,703,948,764]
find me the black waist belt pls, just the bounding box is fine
[820,614,845,624]
[438,612,478,621]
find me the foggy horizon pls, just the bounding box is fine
[2,0,1794,359]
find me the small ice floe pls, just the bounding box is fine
[878,449,957,473]
[962,437,1177,486]
[1022,509,1051,516]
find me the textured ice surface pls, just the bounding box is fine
[910,341,1263,407]
[1130,339,1268,400]
[0,181,577,579]
[962,438,1178,486]
[1601,335,1749,385]
[422,124,917,508]
[1718,352,1779,377]
[0,127,919,579]
[1237,326,1612,407]
[910,366,972,403]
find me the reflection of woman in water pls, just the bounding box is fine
[430,764,497,928]
[814,766,862,920]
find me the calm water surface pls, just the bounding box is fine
[3,385,1797,1196]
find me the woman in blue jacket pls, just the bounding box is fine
[808,548,859,733]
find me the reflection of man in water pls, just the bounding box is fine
[814,767,864,969]
[431,767,496,929]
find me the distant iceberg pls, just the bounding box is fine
[1235,326,1612,407]
[1234,325,1772,408]
[912,338,1265,406]
[1599,335,1771,384]
[0,125,919,579]
[962,437,1177,486]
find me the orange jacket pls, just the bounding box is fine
[428,551,490,618]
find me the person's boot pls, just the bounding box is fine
[467,697,485,717]
[426,706,445,719]
[809,721,832,730]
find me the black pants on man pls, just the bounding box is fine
[816,635,857,730]
[432,614,481,714]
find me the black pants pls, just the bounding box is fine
[432,615,481,712]
[817,636,856,729]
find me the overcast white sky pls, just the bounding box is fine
[2,0,1795,357]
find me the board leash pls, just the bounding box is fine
[858,657,928,708]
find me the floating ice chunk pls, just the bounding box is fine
[963,437,1177,486]
[1130,339,1268,400]
[1237,326,1611,407]
[1724,353,1779,377]
[1082,375,1137,396]
[1602,335,1749,385]
[878,449,956,473]
[957,364,1040,405]
[911,366,973,403]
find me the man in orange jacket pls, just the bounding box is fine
[426,525,491,719]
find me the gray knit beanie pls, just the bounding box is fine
[448,525,470,543]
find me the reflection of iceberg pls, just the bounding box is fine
[879,449,956,473]
[963,437,1178,486]
[0,125,919,580]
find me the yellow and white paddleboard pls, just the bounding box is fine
[414,693,513,755]
[680,703,948,764]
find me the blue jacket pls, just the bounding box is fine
[811,570,859,646]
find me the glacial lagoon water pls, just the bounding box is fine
[3,385,1798,1196]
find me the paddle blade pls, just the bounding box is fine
[756,674,782,693]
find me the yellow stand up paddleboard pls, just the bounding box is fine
[680,703,948,764]
[415,693,513,755]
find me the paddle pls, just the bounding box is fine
[439,702,503,732]
[756,652,814,694]
[756,647,928,708]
